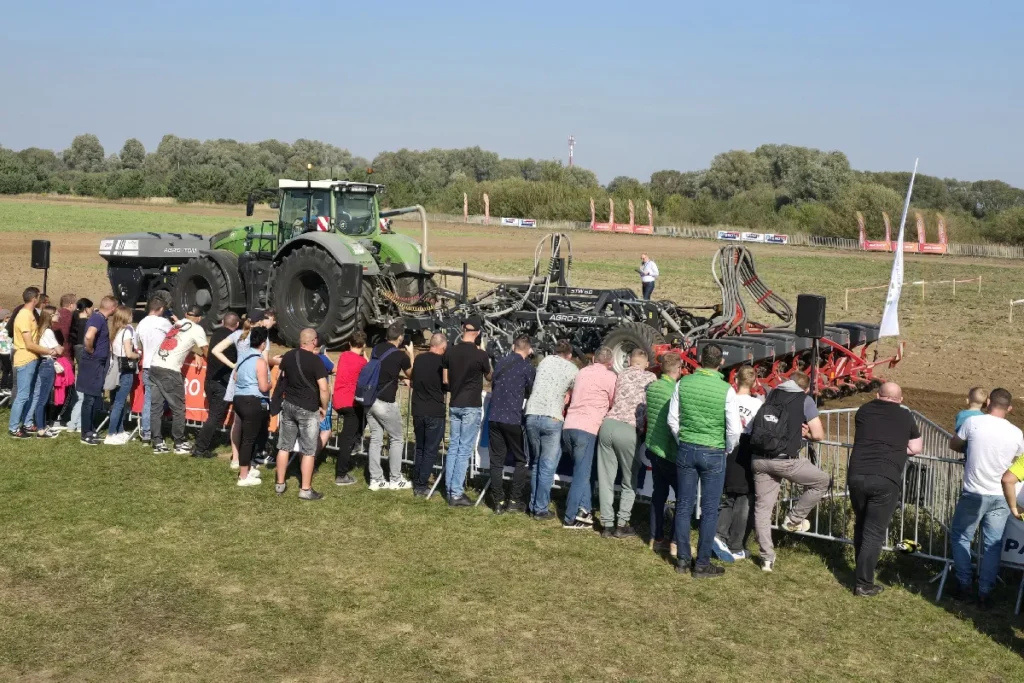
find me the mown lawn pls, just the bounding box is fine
[1,432,1022,682]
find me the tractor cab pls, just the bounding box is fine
[274,179,384,242]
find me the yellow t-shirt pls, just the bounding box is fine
[12,308,39,368]
[1009,455,1024,483]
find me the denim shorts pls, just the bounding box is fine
[278,401,320,455]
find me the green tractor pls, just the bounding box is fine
[100,179,438,347]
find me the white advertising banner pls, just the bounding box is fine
[879,159,918,338]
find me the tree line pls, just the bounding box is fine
[1,135,1022,244]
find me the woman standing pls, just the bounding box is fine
[232,326,271,487]
[29,306,62,438]
[60,298,93,433]
[104,306,140,445]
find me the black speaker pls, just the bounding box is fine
[795,294,826,338]
[31,240,50,270]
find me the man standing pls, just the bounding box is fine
[411,332,447,497]
[638,253,659,301]
[332,331,368,487]
[668,344,741,577]
[366,320,414,491]
[443,317,492,506]
[135,297,173,442]
[596,349,656,537]
[78,296,117,446]
[645,352,683,553]
[750,371,827,573]
[149,305,208,454]
[561,347,617,529]
[845,382,923,597]
[8,287,59,438]
[524,341,578,519]
[192,312,240,459]
[486,335,535,513]
[949,388,1024,607]
[272,328,330,500]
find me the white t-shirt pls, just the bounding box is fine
[136,314,173,369]
[112,327,136,358]
[640,260,660,283]
[39,329,59,351]
[150,320,208,373]
[958,414,1024,496]
[735,393,764,434]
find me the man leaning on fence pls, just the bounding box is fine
[948,388,1024,608]
[846,382,922,597]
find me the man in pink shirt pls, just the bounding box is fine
[560,347,617,530]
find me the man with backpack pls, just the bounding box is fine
[359,320,414,491]
[271,327,330,500]
[749,371,827,573]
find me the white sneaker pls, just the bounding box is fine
[104,433,130,446]
[237,475,262,487]
[48,425,67,433]
[388,477,411,491]
[712,536,735,563]
[246,468,262,481]
[762,560,774,573]
[368,478,389,492]
[782,517,811,533]
[230,460,240,471]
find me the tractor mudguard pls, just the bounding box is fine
[274,231,380,276]
[373,233,424,275]
[200,250,246,309]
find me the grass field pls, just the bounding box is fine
[2,197,1024,681]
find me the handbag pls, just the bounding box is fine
[118,327,139,374]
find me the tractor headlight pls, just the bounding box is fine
[351,244,366,255]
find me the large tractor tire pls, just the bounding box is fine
[269,245,372,349]
[601,322,665,373]
[172,256,232,330]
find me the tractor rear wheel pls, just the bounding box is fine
[172,256,232,329]
[269,246,371,348]
[601,322,665,373]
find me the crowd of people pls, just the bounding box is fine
[4,284,1024,602]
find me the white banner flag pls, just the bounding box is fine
[879,159,919,338]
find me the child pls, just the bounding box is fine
[713,365,764,562]
[955,387,987,432]
[315,348,335,459]
[28,306,62,437]
[0,308,11,397]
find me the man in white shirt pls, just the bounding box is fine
[149,306,208,455]
[637,253,659,300]
[135,296,173,442]
[948,388,1024,607]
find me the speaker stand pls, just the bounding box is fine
[810,337,819,401]
[42,268,48,298]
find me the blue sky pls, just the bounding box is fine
[1,0,1021,185]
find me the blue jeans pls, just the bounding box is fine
[526,415,564,515]
[8,360,39,432]
[107,372,135,435]
[674,442,727,567]
[445,406,483,499]
[950,491,1010,595]
[141,368,152,438]
[561,428,597,523]
[29,358,56,429]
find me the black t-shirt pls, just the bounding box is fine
[443,340,491,408]
[371,342,411,404]
[279,348,329,412]
[848,399,922,485]
[206,327,237,385]
[411,352,446,418]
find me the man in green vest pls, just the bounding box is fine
[667,344,741,578]
[645,352,684,555]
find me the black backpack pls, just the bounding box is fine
[749,390,796,459]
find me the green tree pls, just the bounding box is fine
[119,138,146,170]
[63,134,105,172]
[702,150,769,199]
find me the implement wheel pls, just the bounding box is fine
[602,322,665,373]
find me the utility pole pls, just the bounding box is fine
[568,135,575,167]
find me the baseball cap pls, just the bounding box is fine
[185,305,204,318]
[463,316,483,331]
[248,310,266,324]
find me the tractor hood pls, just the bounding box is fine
[98,232,212,264]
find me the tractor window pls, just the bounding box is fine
[334,192,376,236]
[280,190,331,236]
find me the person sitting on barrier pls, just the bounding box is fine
[955,387,987,432]
[133,297,171,442]
[443,317,492,507]
[948,388,1024,608]
[272,328,329,500]
[333,331,368,487]
[846,382,923,598]
[749,371,826,574]
[486,334,535,514]
[77,295,116,447]
[712,365,764,563]
[192,312,241,459]
[645,352,683,556]
[233,326,271,487]
[364,320,415,492]
[596,349,656,538]
[149,305,208,455]
[525,340,578,520]
[410,332,447,497]
[561,346,617,530]
[103,305,140,445]
[668,343,741,578]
